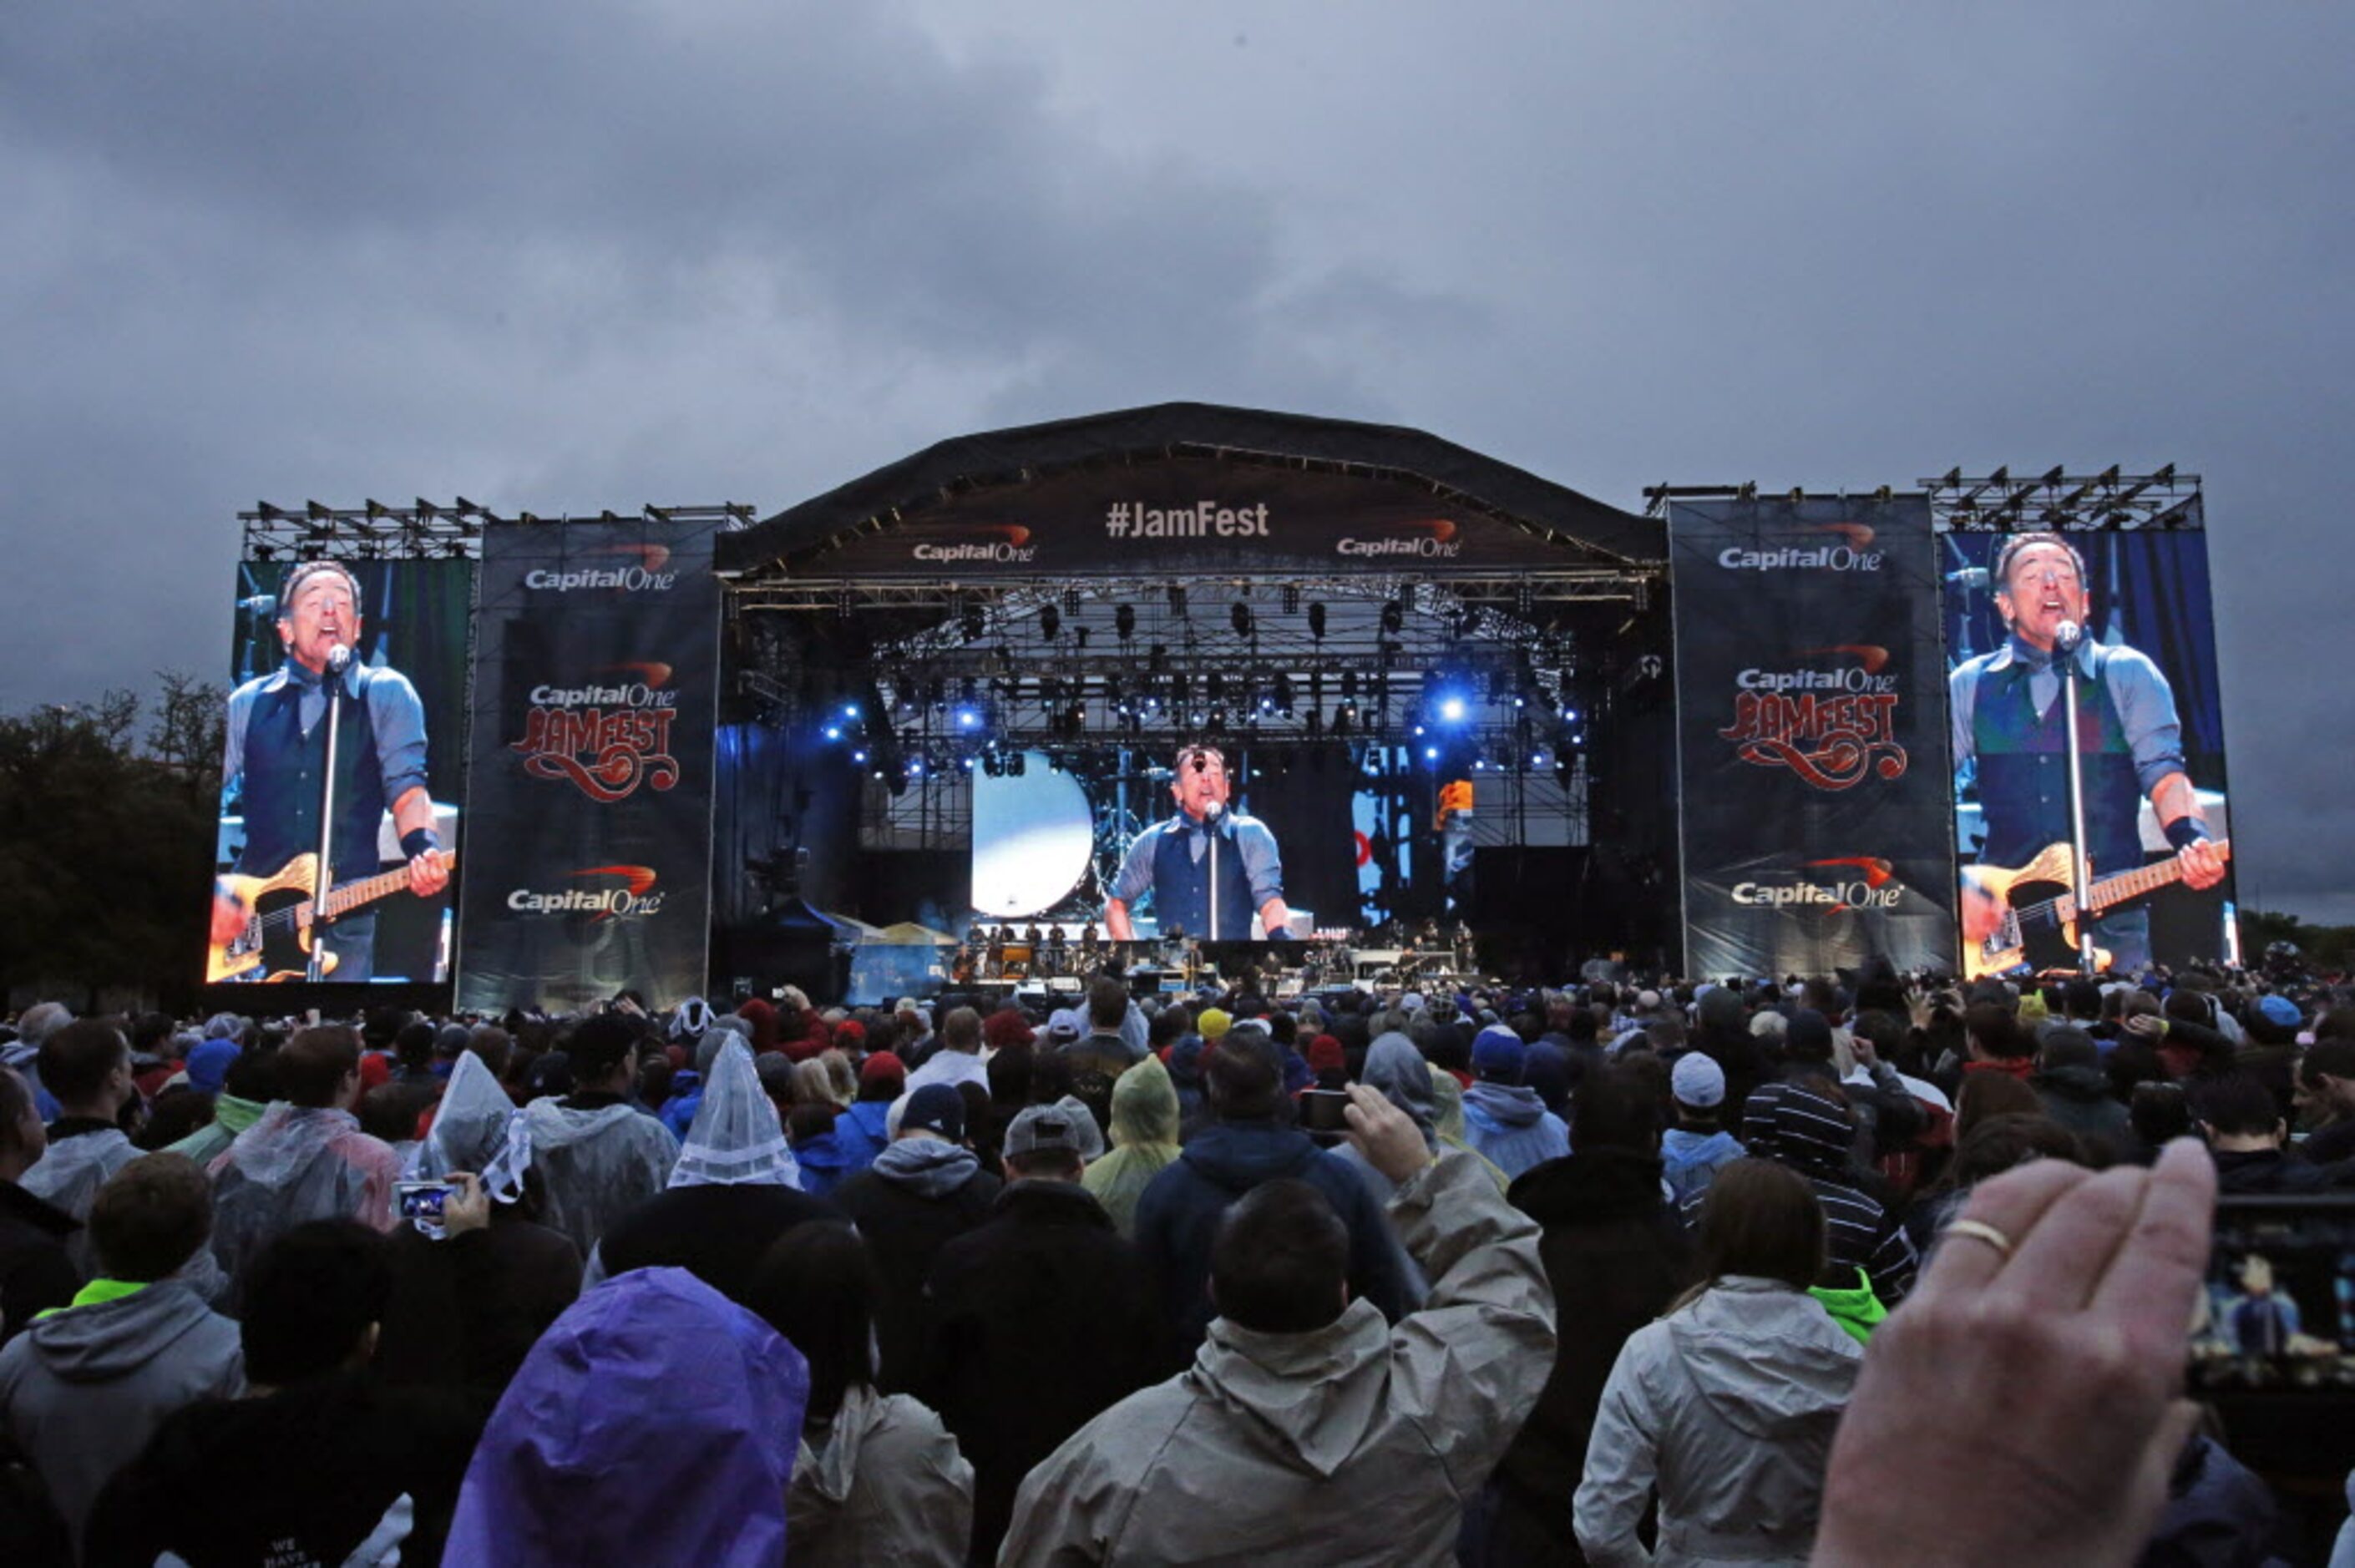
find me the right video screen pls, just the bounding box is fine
[1943,518,2236,977]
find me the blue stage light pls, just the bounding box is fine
[956,707,981,729]
[823,726,842,741]
[1439,696,1467,722]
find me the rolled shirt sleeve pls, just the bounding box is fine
[2100,645,2190,799]
[362,665,433,805]
[1109,825,1161,903]
[1234,816,1284,909]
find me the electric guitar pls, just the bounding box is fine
[208,849,458,984]
[1962,837,2231,980]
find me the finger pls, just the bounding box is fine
[1986,1163,2152,1313]
[2092,1138,2217,1345]
[1917,1159,2093,1297]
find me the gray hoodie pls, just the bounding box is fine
[0,1279,243,1554]
[869,1136,981,1199]
[786,1384,973,1567]
[1575,1277,1861,1567]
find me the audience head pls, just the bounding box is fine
[90,1153,212,1282]
[748,1222,876,1424]
[1208,1178,1350,1333]
[39,1019,133,1115]
[279,1025,363,1110]
[241,1221,393,1388]
[1694,1157,1826,1292]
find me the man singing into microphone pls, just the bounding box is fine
[210,562,448,980]
[1949,532,2226,974]
[1104,743,1291,942]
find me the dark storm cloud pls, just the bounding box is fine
[2,1,2348,919]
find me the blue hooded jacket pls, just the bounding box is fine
[444,1268,809,1566]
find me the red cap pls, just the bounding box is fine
[859,1051,907,1084]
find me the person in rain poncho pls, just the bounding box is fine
[518,1015,678,1261]
[445,1266,811,1568]
[209,1027,403,1310]
[1000,1086,1554,1566]
[1575,1158,1864,1567]
[372,1050,582,1392]
[749,1221,973,1566]
[1080,1055,1183,1238]
[23,1021,144,1280]
[588,1038,835,1302]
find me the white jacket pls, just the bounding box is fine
[1575,1277,1861,1567]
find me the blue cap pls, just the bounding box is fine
[1471,1025,1527,1083]
[186,1038,241,1096]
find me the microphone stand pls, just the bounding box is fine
[2056,624,2097,976]
[308,646,351,982]
[1205,804,1222,942]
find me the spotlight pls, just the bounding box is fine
[842,703,861,720]
[1307,601,1326,639]
[962,604,986,641]
[1423,746,1440,762]
[1040,603,1061,640]
[1116,603,1137,641]
[1231,601,1253,637]
[1439,696,1467,723]
[1381,599,1405,635]
[823,726,843,741]
[852,749,869,764]
[1168,584,1188,618]
[955,707,982,730]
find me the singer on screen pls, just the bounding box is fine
[1104,743,1290,942]
[208,561,448,982]
[1948,533,2225,974]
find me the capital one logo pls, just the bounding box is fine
[507,864,666,921]
[914,524,1038,564]
[1717,521,1883,573]
[1731,857,1903,912]
[1337,518,1461,559]
[524,544,680,593]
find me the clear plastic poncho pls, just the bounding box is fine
[669,1039,800,1191]
[408,1051,534,1206]
[519,1091,681,1261]
[23,1126,142,1277]
[210,1104,404,1302]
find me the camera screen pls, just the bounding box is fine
[398,1183,450,1221]
[2191,1196,2355,1396]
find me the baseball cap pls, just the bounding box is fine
[859,1050,907,1085]
[900,1084,966,1142]
[1003,1103,1092,1161]
[1471,1025,1527,1081]
[1671,1051,1726,1109]
[186,1038,241,1096]
[2259,994,2303,1029]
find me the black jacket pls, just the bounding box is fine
[1487,1149,1692,1565]
[596,1181,838,1307]
[833,1146,1000,1392]
[0,1181,78,1347]
[2211,1147,2334,1195]
[919,1180,1171,1560]
[374,1211,585,1395]
[83,1370,480,1568]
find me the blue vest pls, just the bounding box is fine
[1972,647,2144,877]
[238,668,387,883]
[1151,817,1257,939]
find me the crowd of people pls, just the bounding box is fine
[0,957,2345,1565]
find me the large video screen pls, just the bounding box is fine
[209,558,473,985]
[1943,518,2236,977]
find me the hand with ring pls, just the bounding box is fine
[1813,1137,2216,1568]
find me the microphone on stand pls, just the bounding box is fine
[327,643,353,674]
[2053,620,2084,654]
[1202,800,1224,940]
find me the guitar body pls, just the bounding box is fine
[208,847,454,984]
[208,857,338,984]
[1963,841,2122,979]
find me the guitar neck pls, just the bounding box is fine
[2059,837,2230,922]
[322,851,455,919]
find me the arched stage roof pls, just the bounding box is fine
[717,401,1664,576]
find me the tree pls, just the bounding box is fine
[0,675,223,1011]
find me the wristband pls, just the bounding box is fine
[2163,818,2211,852]
[401,827,443,861]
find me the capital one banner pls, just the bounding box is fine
[1669,496,1956,978]
[456,518,722,1011]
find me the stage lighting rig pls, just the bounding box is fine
[1040,603,1061,640]
[1116,603,1137,641]
[1308,601,1326,640]
[1231,601,1253,637]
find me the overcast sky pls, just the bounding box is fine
[4,2,2347,921]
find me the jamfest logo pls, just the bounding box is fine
[524,543,680,594]
[912,524,1038,565]
[511,662,681,802]
[506,864,666,921]
[1719,643,1905,790]
[1716,521,1882,574]
[1336,518,1461,559]
[1730,856,1904,912]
